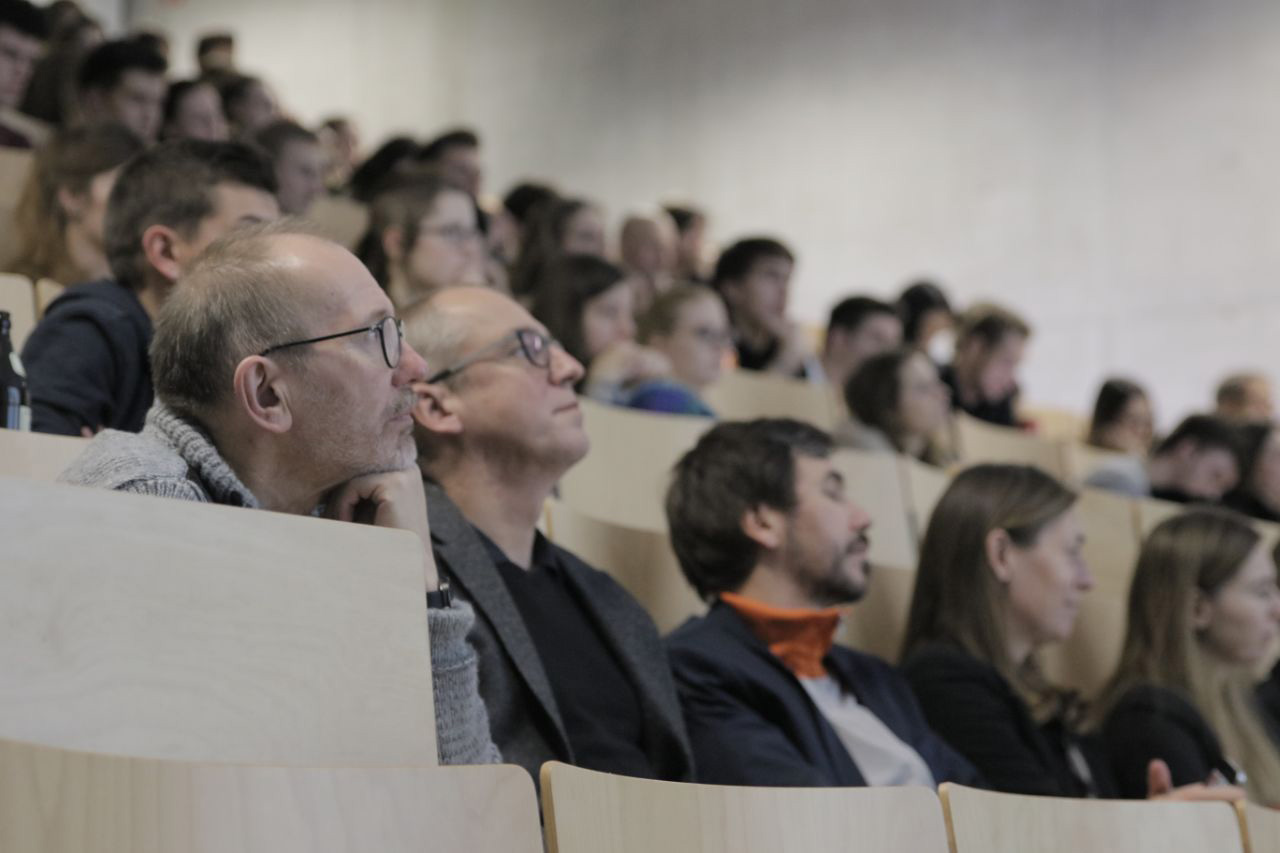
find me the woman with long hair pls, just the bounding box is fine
[1096,509,1280,803]
[836,347,954,466]
[1086,378,1154,455]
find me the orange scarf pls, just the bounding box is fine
[720,592,841,678]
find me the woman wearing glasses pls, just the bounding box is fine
[627,284,731,417]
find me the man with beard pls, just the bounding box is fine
[664,419,979,788]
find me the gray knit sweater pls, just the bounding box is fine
[60,403,501,766]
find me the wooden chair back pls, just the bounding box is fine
[703,369,839,430]
[307,194,370,250]
[940,783,1244,853]
[542,761,951,853]
[1236,799,1280,853]
[0,272,35,350]
[34,277,64,316]
[0,738,540,853]
[831,448,916,569]
[1064,442,1132,485]
[1020,404,1087,443]
[0,477,437,765]
[900,452,950,545]
[0,148,33,267]
[0,428,88,481]
[954,414,1070,479]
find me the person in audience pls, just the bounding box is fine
[359,174,486,309]
[57,221,499,767]
[939,302,1029,427]
[419,127,482,198]
[835,348,953,466]
[1216,372,1275,423]
[1096,509,1280,803]
[1260,540,1280,735]
[162,78,228,141]
[7,122,143,285]
[404,286,695,785]
[317,115,361,189]
[18,5,93,129]
[22,140,279,436]
[1222,422,1280,522]
[629,284,730,417]
[253,120,325,216]
[531,253,669,404]
[665,418,982,787]
[76,38,167,144]
[900,464,1243,801]
[195,31,235,82]
[0,0,46,147]
[619,211,678,315]
[1085,378,1154,455]
[896,280,953,359]
[822,296,903,394]
[489,181,557,266]
[131,29,169,63]
[348,135,420,203]
[713,236,821,381]
[219,73,277,139]
[1085,414,1241,503]
[664,203,708,283]
[509,196,606,301]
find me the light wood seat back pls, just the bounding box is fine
[0,429,88,481]
[954,413,1070,479]
[306,194,370,250]
[900,452,949,545]
[703,369,839,431]
[34,277,64,316]
[543,498,704,633]
[0,477,437,765]
[1237,800,1280,853]
[557,397,712,531]
[1020,404,1087,443]
[542,761,951,853]
[0,148,33,268]
[0,272,35,351]
[0,738,540,853]
[1064,442,1131,485]
[940,783,1244,853]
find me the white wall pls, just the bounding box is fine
[128,0,1280,423]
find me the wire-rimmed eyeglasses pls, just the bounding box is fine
[425,327,554,384]
[260,316,404,369]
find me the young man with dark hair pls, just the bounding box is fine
[0,0,47,148]
[23,140,279,436]
[713,237,820,381]
[1086,413,1242,503]
[254,119,325,215]
[195,32,234,75]
[664,418,980,788]
[822,296,903,394]
[77,38,168,143]
[419,127,481,197]
[940,302,1030,427]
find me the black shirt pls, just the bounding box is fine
[480,530,656,779]
[939,364,1018,428]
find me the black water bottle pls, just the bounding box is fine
[0,311,31,431]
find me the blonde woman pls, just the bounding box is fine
[1097,509,1280,803]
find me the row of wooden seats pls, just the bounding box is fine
[0,273,64,351]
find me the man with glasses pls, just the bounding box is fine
[61,223,500,766]
[405,287,694,788]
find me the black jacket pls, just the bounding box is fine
[22,278,153,435]
[902,642,1116,797]
[666,601,980,788]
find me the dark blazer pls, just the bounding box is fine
[666,601,980,788]
[424,480,694,787]
[1101,684,1234,798]
[901,642,1115,797]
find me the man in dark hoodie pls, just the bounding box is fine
[22,140,278,435]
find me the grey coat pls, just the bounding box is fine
[424,479,694,787]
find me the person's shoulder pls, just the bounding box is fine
[1085,456,1147,491]
[58,427,199,499]
[42,279,139,318]
[625,380,713,417]
[1107,682,1202,722]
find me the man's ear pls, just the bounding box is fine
[232,356,292,434]
[411,380,463,436]
[984,528,1016,584]
[740,503,787,551]
[140,223,186,284]
[382,226,406,263]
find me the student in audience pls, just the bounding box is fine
[1261,540,1280,735]
[822,296,904,394]
[131,29,169,63]
[665,418,982,788]
[194,31,234,81]
[530,253,669,404]
[58,222,499,767]
[835,348,953,467]
[76,38,167,144]
[713,237,821,381]
[896,280,953,358]
[1086,378,1154,455]
[1085,414,1241,503]
[664,203,708,283]
[940,302,1029,427]
[510,196,607,300]
[405,286,695,785]
[348,135,420,203]
[1096,509,1280,803]
[17,3,88,130]
[162,79,228,141]
[253,120,326,216]
[900,464,1243,801]
[317,115,360,189]
[490,181,557,266]
[629,284,730,417]
[22,140,279,436]
[618,211,678,315]
[7,123,143,286]
[419,127,482,198]
[1222,422,1280,522]
[0,0,46,148]
[1216,372,1275,423]
[359,174,486,309]
[219,73,277,139]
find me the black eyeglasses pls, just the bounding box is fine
[260,316,404,369]
[426,327,554,383]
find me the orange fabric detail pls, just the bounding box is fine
[720,591,841,678]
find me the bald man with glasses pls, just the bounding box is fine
[60,222,500,766]
[405,288,694,790]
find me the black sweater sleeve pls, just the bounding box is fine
[1102,686,1224,798]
